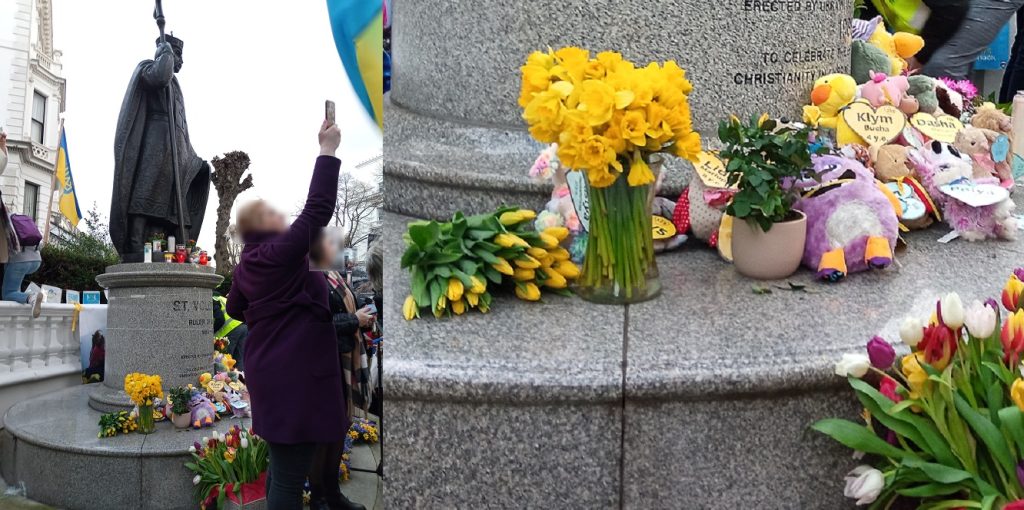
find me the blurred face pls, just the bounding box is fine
[237,201,287,236]
[313,234,339,270]
[173,49,183,73]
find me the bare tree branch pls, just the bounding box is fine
[211,151,254,276]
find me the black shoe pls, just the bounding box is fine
[326,493,366,510]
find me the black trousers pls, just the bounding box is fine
[266,441,317,510]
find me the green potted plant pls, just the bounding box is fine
[168,386,192,429]
[720,115,823,280]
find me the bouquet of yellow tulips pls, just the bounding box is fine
[401,207,580,320]
[815,269,1024,509]
[519,47,702,303]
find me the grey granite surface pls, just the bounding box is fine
[391,0,850,135]
[2,385,250,510]
[623,390,861,509]
[92,263,219,410]
[386,399,621,509]
[384,101,692,220]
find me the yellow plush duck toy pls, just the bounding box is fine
[868,23,924,76]
[803,74,869,146]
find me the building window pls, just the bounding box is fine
[31,91,46,144]
[23,182,39,221]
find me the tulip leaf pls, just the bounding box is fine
[895,483,964,497]
[952,394,1016,477]
[997,406,1024,459]
[407,222,440,249]
[431,266,452,279]
[811,419,918,460]
[451,269,474,288]
[459,260,478,275]
[483,267,502,284]
[410,269,430,308]
[982,362,1015,386]
[848,378,956,466]
[473,249,499,264]
[901,460,973,484]
[428,278,442,310]
[466,229,494,241]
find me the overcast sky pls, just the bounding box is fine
[52,0,382,251]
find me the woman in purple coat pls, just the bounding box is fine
[227,119,344,510]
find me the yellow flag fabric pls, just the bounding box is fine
[55,128,82,228]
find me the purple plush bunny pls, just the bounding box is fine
[794,155,901,282]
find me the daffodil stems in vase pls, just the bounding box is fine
[137,402,155,434]
[576,159,660,304]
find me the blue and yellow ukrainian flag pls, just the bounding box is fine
[327,0,384,130]
[55,128,81,228]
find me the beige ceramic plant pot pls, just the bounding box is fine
[731,211,806,280]
[171,412,191,429]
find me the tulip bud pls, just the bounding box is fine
[188,445,196,453]
[899,317,924,347]
[1013,379,1024,412]
[515,282,541,301]
[964,299,997,339]
[241,437,249,449]
[866,336,895,370]
[403,295,418,321]
[465,292,480,307]
[543,226,570,242]
[514,255,541,269]
[468,275,487,294]
[193,475,202,486]
[512,267,535,282]
[939,293,964,330]
[843,466,884,505]
[1004,275,1024,311]
[446,277,464,301]
[834,353,870,379]
[451,299,467,315]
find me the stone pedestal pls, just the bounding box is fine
[383,209,1024,508]
[89,263,222,412]
[386,0,852,219]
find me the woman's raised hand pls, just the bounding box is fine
[319,119,341,157]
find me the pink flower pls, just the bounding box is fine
[879,377,902,403]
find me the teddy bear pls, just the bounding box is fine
[954,126,1012,186]
[908,141,1017,241]
[869,144,913,181]
[793,155,901,282]
[859,71,917,115]
[907,76,939,114]
[971,103,1014,187]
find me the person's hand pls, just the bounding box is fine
[355,306,374,327]
[319,119,341,157]
[905,56,922,73]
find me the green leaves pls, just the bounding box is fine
[811,419,918,460]
[719,114,820,232]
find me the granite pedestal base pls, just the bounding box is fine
[1,385,250,510]
[89,263,222,412]
[384,207,1024,508]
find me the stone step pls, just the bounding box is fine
[383,208,1024,508]
[383,100,693,221]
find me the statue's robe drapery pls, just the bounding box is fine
[111,44,209,253]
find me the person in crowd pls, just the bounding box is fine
[226,118,344,510]
[0,132,44,317]
[307,229,371,510]
[212,295,248,370]
[860,0,969,73]
[1001,9,1024,101]
[84,331,106,382]
[365,240,382,329]
[917,0,1024,79]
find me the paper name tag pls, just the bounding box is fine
[884,182,926,221]
[652,216,677,240]
[939,177,1009,207]
[992,135,1010,162]
[695,151,730,188]
[566,171,590,232]
[841,101,907,145]
[909,113,964,143]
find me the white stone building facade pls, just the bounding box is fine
[0,0,64,235]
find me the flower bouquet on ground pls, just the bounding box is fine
[816,269,1024,509]
[518,47,702,304]
[401,207,579,319]
[124,372,162,434]
[187,426,269,509]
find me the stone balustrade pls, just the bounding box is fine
[0,302,83,421]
